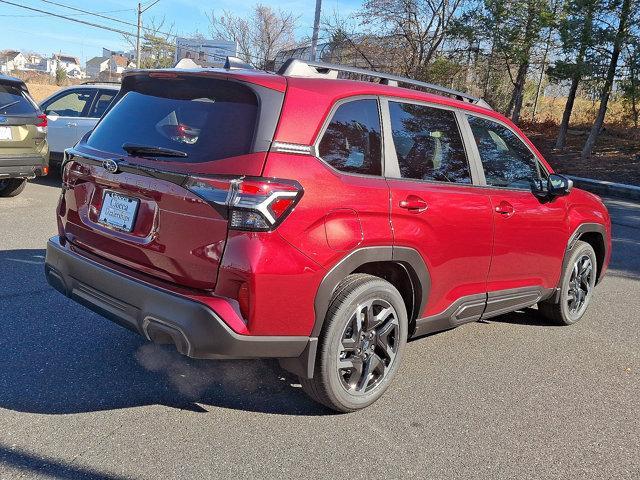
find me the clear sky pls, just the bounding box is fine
[0,0,361,64]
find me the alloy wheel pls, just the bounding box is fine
[567,254,594,315]
[336,298,400,395]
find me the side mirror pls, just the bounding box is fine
[548,174,573,197]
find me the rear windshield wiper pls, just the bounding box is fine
[122,143,187,158]
[0,100,20,112]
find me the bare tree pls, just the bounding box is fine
[209,4,299,69]
[357,0,465,78]
[123,17,176,69]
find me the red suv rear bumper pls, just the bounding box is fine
[44,236,310,361]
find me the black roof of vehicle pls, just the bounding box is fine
[0,73,27,90]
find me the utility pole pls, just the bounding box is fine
[136,0,160,68]
[310,0,322,61]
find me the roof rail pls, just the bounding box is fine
[277,59,491,109]
[224,56,255,70]
[82,80,120,85]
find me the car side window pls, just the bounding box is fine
[318,99,382,176]
[468,115,545,189]
[389,101,471,184]
[43,89,96,118]
[88,90,117,118]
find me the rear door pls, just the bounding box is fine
[79,88,118,139]
[0,81,42,159]
[61,73,283,289]
[42,88,96,153]
[465,114,569,296]
[384,99,493,322]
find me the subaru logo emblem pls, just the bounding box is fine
[0,116,7,124]
[103,159,119,174]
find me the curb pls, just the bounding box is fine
[568,176,640,202]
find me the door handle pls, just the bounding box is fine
[495,200,515,217]
[399,195,428,212]
[66,122,77,127]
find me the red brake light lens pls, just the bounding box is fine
[184,176,303,231]
[36,114,47,132]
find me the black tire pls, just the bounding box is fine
[539,240,597,325]
[300,273,408,412]
[0,178,27,197]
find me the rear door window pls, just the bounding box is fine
[43,89,96,118]
[85,76,259,163]
[88,89,117,118]
[388,101,471,184]
[0,84,37,115]
[318,99,382,176]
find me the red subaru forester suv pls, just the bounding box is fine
[45,59,611,412]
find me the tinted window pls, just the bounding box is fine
[318,99,382,176]
[0,84,36,115]
[89,90,117,118]
[389,102,470,184]
[43,89,95,118]
[86,77,258,163]
[468,116,545,189]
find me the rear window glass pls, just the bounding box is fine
[86,76,258,163]
[0,84,36,115]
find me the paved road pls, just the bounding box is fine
[1,176,638,479]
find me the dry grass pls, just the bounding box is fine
[523,122,640,186]
[26,83,63,102]
[524,96,631,127]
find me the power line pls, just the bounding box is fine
[0,0,232,66]
[38,0,178,39]
[0,8,133,18]
[0,0,136,38]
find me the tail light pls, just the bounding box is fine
[185,176,303,231]
[36,114,47,133]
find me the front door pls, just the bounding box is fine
[385,100,493,325]
[42,88,96,154]
[465,114,569,308]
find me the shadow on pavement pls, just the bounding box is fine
[0,248,331,417]
[0,444,128,480]
[487,307,561,327]
[30,168,62,189]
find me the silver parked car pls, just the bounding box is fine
[39,82,119,167]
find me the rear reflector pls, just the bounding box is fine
[184,176,303,231]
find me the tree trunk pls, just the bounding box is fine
[511,62,529,124]
[509,0,539,124]
[581,0,631,160]
[555,75,581,149]
[555,3,595,150]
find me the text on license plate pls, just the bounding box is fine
[99,192,140,232]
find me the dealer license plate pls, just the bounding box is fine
[98,191,140,232]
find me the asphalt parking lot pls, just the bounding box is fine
[1,175,638,480]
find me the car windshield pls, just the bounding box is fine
[85,76,259,163]
[0,84,37,115]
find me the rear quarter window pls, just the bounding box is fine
[86,76,259,163]
[0,84,37,115]
[318,99,382,176]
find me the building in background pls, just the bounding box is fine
[0,50,27,73]
[46,53,84,78]
[174,37,237,67]
[86,56,111,78]
[85,49,136,81]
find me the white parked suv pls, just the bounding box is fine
[40,82,119,167]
